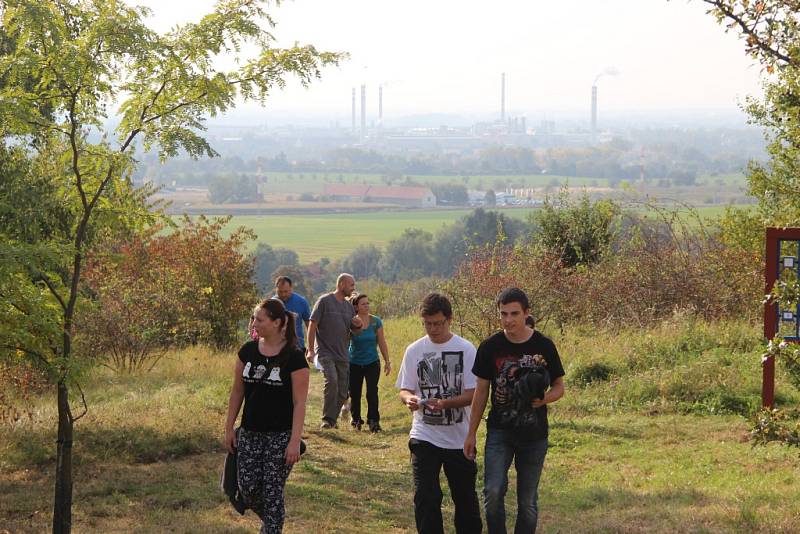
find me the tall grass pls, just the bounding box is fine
[2,316,800,533]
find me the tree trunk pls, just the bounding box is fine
[52,381,73,534]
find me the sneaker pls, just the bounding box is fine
[320,420,336,430]
[351,419,363,431]
[339,401,351,421]
[367,420,382,433]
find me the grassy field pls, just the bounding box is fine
[219,208,537,261]
[2,316,799,533]
[213,204,750,263]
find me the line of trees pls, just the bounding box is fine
[138,132,763,189]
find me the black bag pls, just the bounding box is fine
[220,429,307,516]
[220,429,247,515]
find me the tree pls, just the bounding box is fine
[252,243,300,293]
[378,228,436,282]
[430,183,469,205]
[0,1,340,531]
[532,192,620,267]
[701,1,800,223]
[340,243,383,280]
[208,173,259,203]
[485,189,497,207]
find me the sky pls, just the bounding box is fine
[129,0,764,124]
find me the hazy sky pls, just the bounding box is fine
[130,0,764,122]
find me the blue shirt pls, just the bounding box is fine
[349,315,383,365]
[274,292,311,348]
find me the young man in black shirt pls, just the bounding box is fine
[464,288,565,534]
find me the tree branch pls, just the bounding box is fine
[67,89,89,212]
[33,271,68,313]
[70,381,88,422]
[701,0,795,66]
[1,344,51,368]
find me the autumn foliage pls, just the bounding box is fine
[78,216,256,371]
[446,219,762,341]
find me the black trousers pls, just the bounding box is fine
[349,360,381,423]
[409,438,483,534]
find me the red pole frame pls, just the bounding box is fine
[763,227,800,408]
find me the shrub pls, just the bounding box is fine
[750,408,800,447]
[571,362,614,386]
[79,216,257,371]
[445,206,762,336]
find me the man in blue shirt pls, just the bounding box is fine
[274,276,311,351]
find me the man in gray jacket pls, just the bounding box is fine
[307,273,362,429]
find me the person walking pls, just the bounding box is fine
[224,298,310,533]
[396,292,482,534]
[464,288,565,534]
[347,293,391,432]
[307,273,362,429]
[273,276,311,351]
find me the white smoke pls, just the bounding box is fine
[593,67,621,86]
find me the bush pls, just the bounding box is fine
[79,216,257,371]
[571,362,614,386]
[750,408,800,447]
[445,206,762,337]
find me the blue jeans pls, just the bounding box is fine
[483,428,548,534]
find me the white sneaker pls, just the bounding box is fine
[339,400,351,421]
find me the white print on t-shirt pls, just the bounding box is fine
[252,365,267,380]
[242,361,252,378]
[417,350,465,426]
[519,354,547,368]
[266,366,282,385]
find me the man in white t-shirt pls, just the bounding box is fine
[396,292,482,534]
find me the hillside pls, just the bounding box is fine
[2,316,799,533]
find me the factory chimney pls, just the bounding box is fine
[360,84,366,140]
[501,73,506,122]
[378,85,383,129]
[591,85,598,140]
[351,87,356,134]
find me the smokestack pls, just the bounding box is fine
[379,85,383,129]
[360,84,366,139]
[351,87,356,134]
[501,73,506,122]
[591,85,597,139]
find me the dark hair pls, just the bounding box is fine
[274,276,293,287]
[420,292,452,319]
[350,293,369,308]
[525,314,536,328]
[496,287,530,311]
[255,298,298,349]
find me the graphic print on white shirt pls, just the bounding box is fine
[417,350,465,425]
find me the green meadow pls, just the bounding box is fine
[218,209,536,261]
[2,316,799,533]
[212,204,748,263]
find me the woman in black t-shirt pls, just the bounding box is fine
[224,298,309,533]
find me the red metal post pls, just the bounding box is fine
[762,227,800,408]
[764,228,778,409]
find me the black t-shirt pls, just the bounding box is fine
[473,330,565,441]
[238,340,308,433]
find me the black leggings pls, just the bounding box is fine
[349,360,381,423]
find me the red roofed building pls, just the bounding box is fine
[323,184,437,208]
